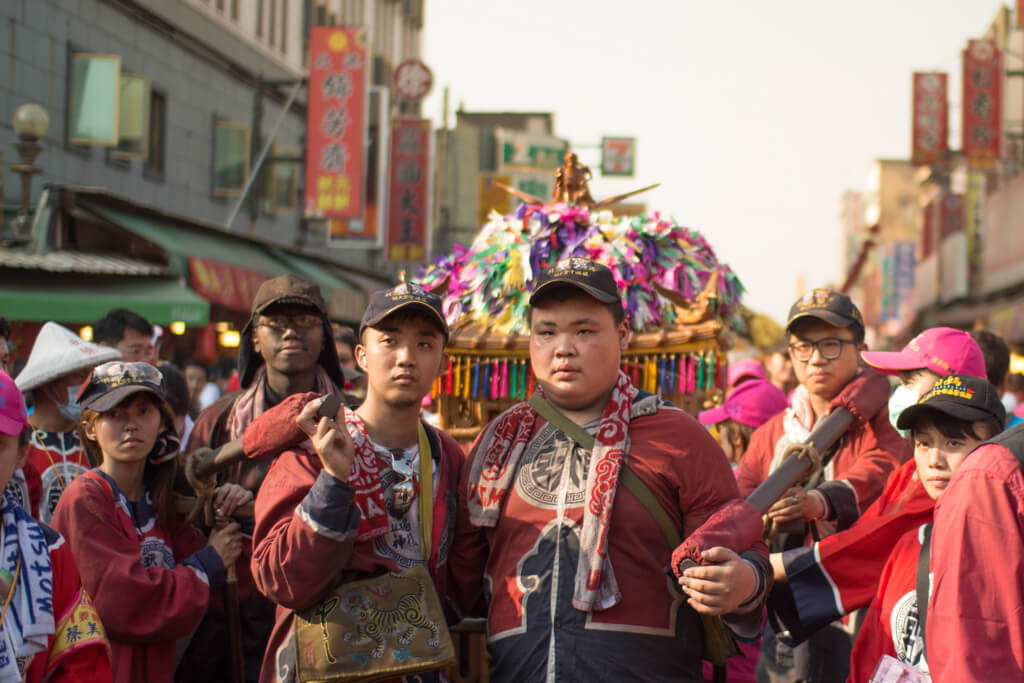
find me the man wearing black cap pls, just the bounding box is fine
[452,257,771,682]
[180,274,345,683]
[734,288,906,682]
[244,282,466,683]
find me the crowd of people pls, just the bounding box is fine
[0,261,1021,682]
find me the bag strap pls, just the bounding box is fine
[528,393,681,547]
[417,422,434,563]
[916,522,932,657]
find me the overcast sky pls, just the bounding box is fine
[421,0,1006,322]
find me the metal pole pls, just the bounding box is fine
[225,79,304,231]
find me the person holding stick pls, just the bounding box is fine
[51,361,249,683]
[246,282,466,683]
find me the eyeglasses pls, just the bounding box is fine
[388,449,416,517]
[258,314,321,332]
[789,337,857,362]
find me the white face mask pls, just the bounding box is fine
[888,384,920,437]
[58,384,84,423]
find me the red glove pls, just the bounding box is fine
[242,392,320,461]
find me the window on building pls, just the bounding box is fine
[230,0,239,20]
[257,0,264,38]
[215,0,225,11]
[67,52,121,146]
[145,91,167,177]
[263,144,299,211]
[269,0,277,47]
[112,73,150,159]
[281,0,288,55]
[212,119,251,196]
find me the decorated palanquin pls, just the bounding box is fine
[420,154,747,445]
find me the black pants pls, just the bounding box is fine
[756,618,852,683]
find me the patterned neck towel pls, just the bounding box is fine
[468,371,638,612]
[0,491,54,683]
[229,366,338,441]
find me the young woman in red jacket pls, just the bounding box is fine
[52,361,249,683]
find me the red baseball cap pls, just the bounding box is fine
[727,359,767,389]
[699,379,788,429]
[861,327,986,378]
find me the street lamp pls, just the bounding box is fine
[10,103,49,233]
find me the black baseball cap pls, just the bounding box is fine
[359,282,449,341]
[77,361,169,413]
[786,288,864,335]
[529,257,619,305]
[897,373,1006,430]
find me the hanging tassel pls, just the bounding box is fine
[463,356,471,398]
[679,355,687,394]
[454,357,463,396]
[707,352,715,392]
[696,352,705,391]
[510,358,518,399]
[445,358,454,394]
[668,354,676,394]
[519,360,527,399]
[659,355,667,395]
[431,376,440,400]
[491,359,500,398]
[687,354,696,393]
[632,356,639,385]
[528,368,535,396]
[500,359,509,397]
[483,360,492,399]
[472,360,480,397]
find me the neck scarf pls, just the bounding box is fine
[468,370,638,612]
[0,491,54,683]
[230,366,338,441]
[342,410,398,543]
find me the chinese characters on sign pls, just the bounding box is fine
[306,27,366,221]
[961,39,1002,169]
[392,59,433,103]
[387,117,431,263]
[911,72,947,166]
[601,137,636,177]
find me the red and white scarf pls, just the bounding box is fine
[468,371,637,612]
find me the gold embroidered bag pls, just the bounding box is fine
[293,424,456,682]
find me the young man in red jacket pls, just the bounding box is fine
[247,283,465,683]
[453,259,771,682]
[734,288,906,682]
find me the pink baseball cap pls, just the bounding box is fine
[727,359,767,389]
[861,327,986,378]
[0,370,29,437]
[699,379,788,429]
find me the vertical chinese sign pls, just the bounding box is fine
[306,27,369,239]
[962,39,1002,169]
[387,117,431,263]
[911,72,947,165]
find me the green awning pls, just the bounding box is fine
[0,277,209,325]
[80,202,290,277]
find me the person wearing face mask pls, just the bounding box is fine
[14,322,121,523]
[860,327,987,437]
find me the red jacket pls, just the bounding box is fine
[18,514,112,682]
[52,471,223,683]
[777,459,934,638]
[847,525,930,682]
[736,374,907,536]
[927,426,1024,681]
[246,397,466,683]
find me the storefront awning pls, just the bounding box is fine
[0,278,209,325]
[79,201,371,320]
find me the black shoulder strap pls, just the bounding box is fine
[916,523,932,658]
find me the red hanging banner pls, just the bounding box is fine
[305,27,367,220]
[386,117,431,263]
[962,39,1002,169]
[911,72,948,166]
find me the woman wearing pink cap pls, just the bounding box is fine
[860,327,987,435]
[698,379,787,683]
[700,379,788,469]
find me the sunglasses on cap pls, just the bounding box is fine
[77,361,167,411]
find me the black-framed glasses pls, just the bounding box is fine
[258,314,321,332]
[789,337,856,362]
